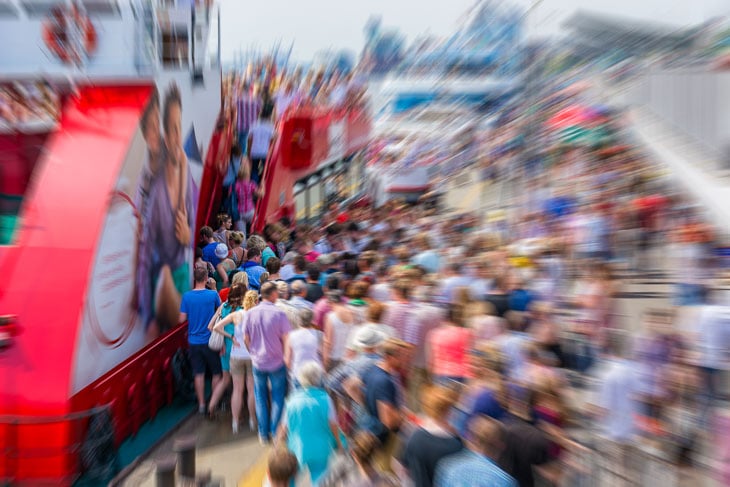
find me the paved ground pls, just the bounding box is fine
[116,411,267,487]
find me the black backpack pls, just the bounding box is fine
[171,348,195,402]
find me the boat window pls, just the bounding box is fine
[21,0,118,17]
[160,27,189,67]
[20,0,56,17]
[80,0,120,16]
[0,1,19,17]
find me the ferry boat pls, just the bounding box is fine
[0,2,372,484]
[250,97,371,230]
[0,1,228,484]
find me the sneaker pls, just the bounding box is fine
[249,419,255,432]
[232,421,239,435]
[258,435,271,446]
[198,405,206,415]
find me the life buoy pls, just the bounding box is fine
[41,5,97,65]
[84,191,141,349]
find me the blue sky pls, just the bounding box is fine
[218,0,728,63]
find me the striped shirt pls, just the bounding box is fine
[381,300,415,342]
[406,304,445,368]
[236,94,261,134]
[435,450,517,487]
[235,179,258,214]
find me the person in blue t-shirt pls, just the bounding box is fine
[240,247,267,290]
[180,266,222,414]
[200,226,223,266]
[285,255,308,285]
[544,195,574,220]
[508,275,534,313]
[351,338,409,474]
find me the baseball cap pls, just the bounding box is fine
[215,243,229,260]
[352,324,385,350]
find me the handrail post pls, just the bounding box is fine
[155,455,177,487]
[194,469,211,486]
[173,435,197,480]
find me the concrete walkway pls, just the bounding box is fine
[117,413,267,487]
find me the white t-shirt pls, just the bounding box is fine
[673,241,704,285]
[328,313,353,362]
[329,84,347,107]
[594,358,641,442]
[275,92,296,119]
[230,311,251,360]
[288,328,323,374]
[249,120,274,158]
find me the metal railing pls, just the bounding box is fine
[546,434,684,487]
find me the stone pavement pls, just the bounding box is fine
[116,411,266,487]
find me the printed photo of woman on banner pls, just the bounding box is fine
[137,82,197,341]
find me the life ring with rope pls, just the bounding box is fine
[41,4,97,65]
[85,191,141,349]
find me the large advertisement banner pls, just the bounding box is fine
[72,82,200,394]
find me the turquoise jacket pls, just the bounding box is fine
[285,387,337,482]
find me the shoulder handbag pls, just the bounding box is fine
[208,328,224,351]
[208,306,225,351]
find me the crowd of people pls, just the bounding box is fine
[0,81,59,131]
[179,171,730,486]
[225,57,368,125]
[170,55,730,486]
[223,57,367,159]
[217,59,368,238]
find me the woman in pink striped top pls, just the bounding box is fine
[234,160,262,236]
[426,302,474,387]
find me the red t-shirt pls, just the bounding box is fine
[304,250,320,263]
[428,326,473,379]
[634,194,666,231]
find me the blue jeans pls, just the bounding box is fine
[675,283,705,306]
[237,130,248,154]
[253,365,288,440]
[699,366,721,429]
[564,333,595,374]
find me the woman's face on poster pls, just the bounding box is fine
[144,104,160,156]
[164,102,182,160]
